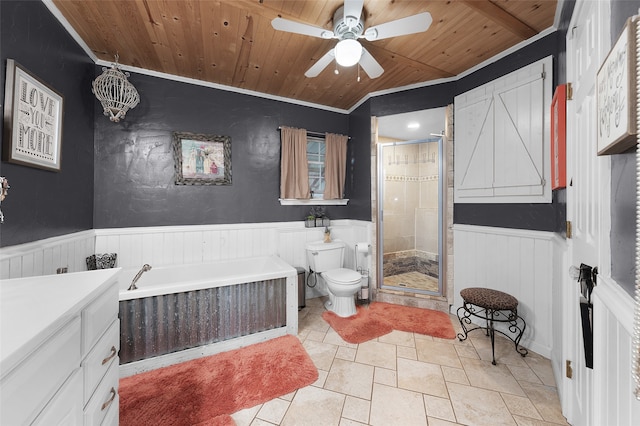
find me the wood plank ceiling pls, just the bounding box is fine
[51,0,558,111]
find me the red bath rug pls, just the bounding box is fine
[323,302,456,343]
[369,302,457,339]
[119,335,318,426]
[322,305,394,343]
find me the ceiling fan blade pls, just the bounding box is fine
[305,49,336,78]
[271,17,334,39]
[363,12,433,41]
[344,0,365,21]
[359,48,383,79]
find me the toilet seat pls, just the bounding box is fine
[322,268,362,285]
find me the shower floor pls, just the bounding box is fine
[383,271,439,292]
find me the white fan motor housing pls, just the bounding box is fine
[332,6,364,39]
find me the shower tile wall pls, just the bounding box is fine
[383,141,439,278]
[416,142,439,256]
[383,143,419,254]
[383,143,439,255]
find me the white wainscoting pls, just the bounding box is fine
[0,230,95,279]
[0,221,372,300]
[592,278,640,425]
[100,220,372,301]
[94,220,369,266]
[453,224,558,358]
[95,223,282,268]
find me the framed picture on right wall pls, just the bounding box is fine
[596,17,638,155]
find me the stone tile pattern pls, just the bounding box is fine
[384,272,439,293]
[383,251,439,278]
[232,297,569,426]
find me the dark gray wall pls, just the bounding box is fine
[0,0,96,247]
[93,73,351,227]
[346,100,373,221]
[370,81,456,117]
[610,0,639,296]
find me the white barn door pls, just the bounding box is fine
[564,1,611,425]
[454,58,551,203]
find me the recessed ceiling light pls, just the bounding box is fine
[407,122,420,129]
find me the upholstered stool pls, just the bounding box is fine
[457,287,528,365]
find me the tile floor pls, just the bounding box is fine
[231,297,569,426]
[384,272,439,292]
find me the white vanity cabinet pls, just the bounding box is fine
[1,268,121,425]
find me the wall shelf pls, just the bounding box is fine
[279,199,349,206]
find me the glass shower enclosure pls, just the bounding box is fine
[378,137,443,295]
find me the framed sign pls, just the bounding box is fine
[551,84,567,189]
[172,132,232,185]
[596,17,638,155]
[3,59,64,171]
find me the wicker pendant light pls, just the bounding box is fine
[92,55,140,122]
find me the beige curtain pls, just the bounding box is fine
[324,132,348,199]
[280,126,310,199]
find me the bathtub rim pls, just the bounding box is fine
[118,255,297,301]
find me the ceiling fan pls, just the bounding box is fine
[271,0,432,79]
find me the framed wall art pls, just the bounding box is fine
[550,84,567,189]
[596,17,638,155]
[3,59,64,171]
[172,132,232,185]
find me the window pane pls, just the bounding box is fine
[309,177,322,191]
[308,163,322,176]
[307,153,321,163]
[307,137,326,198]
[307,141,322,155]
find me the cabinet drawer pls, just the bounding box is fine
[83,319,120,405]
[100,394,119,426]
[84,358,119,426]
[32,367,83,426]
[0,317,81,425]
[82,284,118,354]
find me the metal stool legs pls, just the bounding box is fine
[457,302,528,365]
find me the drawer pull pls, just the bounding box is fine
[101,387,116,411]
[101,346,117,365]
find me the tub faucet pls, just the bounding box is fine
[128,264,152,291]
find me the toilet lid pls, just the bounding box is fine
[323,268,362,285]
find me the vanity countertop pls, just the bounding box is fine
[0,268,121,377]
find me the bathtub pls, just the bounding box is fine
[118,256,298,375]
[118,256,296,300]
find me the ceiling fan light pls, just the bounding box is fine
[335,39,362,67]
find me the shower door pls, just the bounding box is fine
[378,138,443,295]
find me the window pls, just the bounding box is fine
[278,127,349,206]
[307,136,325,199]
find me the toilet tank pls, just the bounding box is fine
[306,240,345,273]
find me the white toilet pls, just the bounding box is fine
[306,240,362,317]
